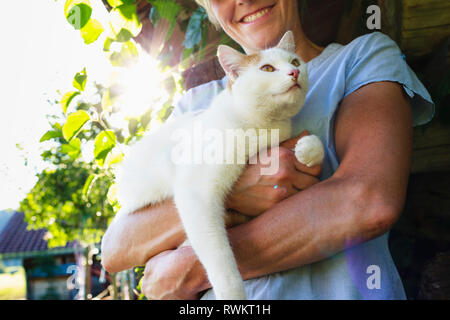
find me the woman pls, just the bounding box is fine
[101,0,434,299]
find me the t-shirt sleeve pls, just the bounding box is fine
[167,78,227,121]
[344,32,435,127]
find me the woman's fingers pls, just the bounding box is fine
[280,130,323,177]
[280,130,310,149]
[292,160,322,177]
[291,171,320,190]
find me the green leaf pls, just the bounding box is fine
[107,0,136,7]
[151,0,180,23]
[141,109,152,130]
[158,104,174,123]
[150,0,180,43]
[82,174,97,198]
[109,41,138,67]
[103,37,113,51]
[62,110,90,141]
[101,87,122,112]
[80,18,104,44]
[183,7,207,49]
[105,150,124,167]
[106,0,120,7]
[94,130,116,166]
[162,75,176,94]
[64,0,90,17]
[198,22,209,61]
[149,6,160,26]
[124,40,139,56]
[108,4,142,40]
[106,184,118,205]
[60,91,80,114]
[65,0,92,30]
[60,138,81,159]
[73,68,87,91]
[101,88,114,111]
[128,118,138,136]
[40,130,63,143]
[114,28,134,42]
[115,130,125,144]
[180,47,194,68]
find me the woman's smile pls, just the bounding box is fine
[239,5,275,24]
[210,0,304,54]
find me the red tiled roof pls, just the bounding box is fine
[0,212,76,254]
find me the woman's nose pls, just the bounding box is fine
[289,69,299,80]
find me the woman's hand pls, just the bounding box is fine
[141,246,207,300]
[225,130,322,216]
[101,131,321,273]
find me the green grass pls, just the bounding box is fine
[0,266,26,300]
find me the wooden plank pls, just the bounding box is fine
[402,0,450,30]
[401,0,450,57]
[182,57,225,90]
[411,121,450,173]
[413,123,450,150]
[403,13,450,30]
[396,171,450,240]
[403,0,450,11]
[379,0,450,60]
[393,171,450,246]
[404,3,450,17]
[403,26,450,40]
[402,25,450,57]
[378,0,403,45]
[411,144,450,173]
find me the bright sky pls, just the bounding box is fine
[0,0,113,210]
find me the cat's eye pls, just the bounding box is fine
[260,64,275,72]
[291,59,300,67]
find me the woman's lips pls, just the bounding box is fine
[240,5,274,24]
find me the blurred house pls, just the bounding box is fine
[0,211,108,300]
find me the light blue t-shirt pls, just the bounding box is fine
[172,32,434,300]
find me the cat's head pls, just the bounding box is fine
[217,31,308,122]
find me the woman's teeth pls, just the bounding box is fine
[243,8,270,23]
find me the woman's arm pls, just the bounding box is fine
[101,131,319,273]
[141,81,413,299]
[101,199,184,273]
[101,199,255,272]
[231,81,413,278]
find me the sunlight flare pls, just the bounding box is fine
[114,52,169,118]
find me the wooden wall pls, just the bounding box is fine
[393,0,449,62]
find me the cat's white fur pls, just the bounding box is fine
[114,31,324,300]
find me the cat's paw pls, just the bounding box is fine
[294,135,324,167]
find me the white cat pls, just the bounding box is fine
[114,31,324,300]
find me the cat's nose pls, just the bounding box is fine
[289,69,299,81]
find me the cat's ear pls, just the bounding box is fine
[276,30,296,53]
[217,45,246,81]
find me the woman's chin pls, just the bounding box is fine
[239,22,282,50]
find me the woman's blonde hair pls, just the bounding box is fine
[195,0,220,28]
